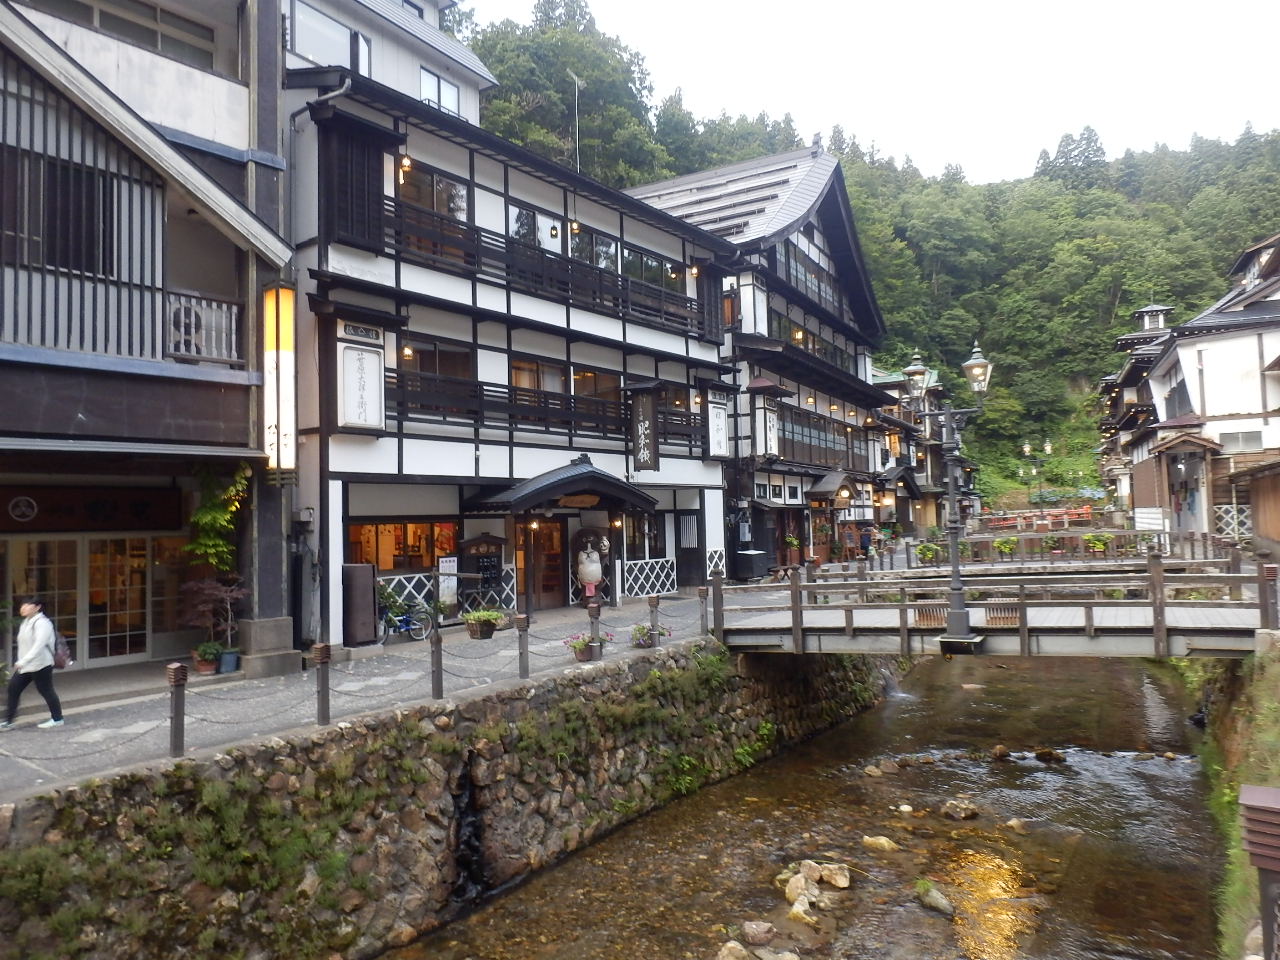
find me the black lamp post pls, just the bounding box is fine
[903,342,993,644]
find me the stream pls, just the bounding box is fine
[383,656,1219,959]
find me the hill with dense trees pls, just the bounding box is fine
[449,1,1280,501]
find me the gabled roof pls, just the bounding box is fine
[1230,231,1280,276]
[627,147,885,340]
[626,147,838,245]
[466,454,657,514]
[0,2,290,267]
[349,0,496,87]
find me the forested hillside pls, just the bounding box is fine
[451,0,1280,500]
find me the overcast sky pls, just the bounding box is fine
[466,0,1276,184]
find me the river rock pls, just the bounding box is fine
[784,872,813,904]
[1163,752,1178,761]
[1004,817,1029,834]
[788,896,819,926]
[861,834,900,852]
[716,941,752,960]
[991,744,1011,760]
[754,950,801,960]
[940,799,979,820]
[918,884,955,917]
[863,765,883,777]
[820,862,851,888]
[897,804,913,814]
[1034,747,1065,763]
[879,759,900,773]
[799,859,823,882]
[741,920,775,945]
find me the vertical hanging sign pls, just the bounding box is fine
[707,388,729,458]
[339,343,385,430]
[763,398,779,457]
[263,283,297,480]
[632,389,659,471]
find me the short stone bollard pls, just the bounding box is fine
[312,642,331,726]
[588,602,602,660]
[516,614,530,679]
[697,586,708,637]
[166,662,187,758]
[648,594,660,647]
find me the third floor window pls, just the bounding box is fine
[290,1,369,76]
[19,0,216,70]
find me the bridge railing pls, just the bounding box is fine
[709,550,1276,658]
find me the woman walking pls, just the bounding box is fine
[2,597,64,729]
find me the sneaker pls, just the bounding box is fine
[0,721,12,730]
[37,718,64,729]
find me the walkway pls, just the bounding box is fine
[0,596,704,805]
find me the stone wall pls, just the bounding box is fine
[0,641,897,960]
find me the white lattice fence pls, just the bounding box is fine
[623,557,677,597]
[378,573,434,610]
[1214,504,1252,539]
[569,568,614,606]
[706,549,726,579]
[460,566,517,613]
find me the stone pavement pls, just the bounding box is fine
[0,595,706,805]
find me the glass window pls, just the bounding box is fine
[294,1,352,67]
[439,78,460,115]
[572,367,621,403]
[401,164,468,221]
[87,537,147,659]
[570,225,617,270]
[150,536,188,632]
[536,212,563,253]
[621,247,643,280]
[512,356,567,393]
[420,67,440,104]
[508,205,537,245]
[347,521,458,571]
[401,337,473,379]
[625,514,665,560]
[402,0,423,16]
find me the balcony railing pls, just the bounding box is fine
[163,290,243,365]
[384,199,708,338]
[386,370,704,451]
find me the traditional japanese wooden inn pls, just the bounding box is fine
[628,145,891,577]
[282,0,737,637]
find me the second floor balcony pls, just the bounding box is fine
[383,199,712,340]
[385,369,705,456]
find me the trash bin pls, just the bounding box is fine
[732,549,770,581]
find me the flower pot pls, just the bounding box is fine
[466,620,496,639]
[572,645,592,662]
[191,652,218,675]
[218,651,240,674]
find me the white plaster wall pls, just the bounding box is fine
[325,478,345,644]
[648,459,722,487]
[511,327,567,357]
[408,130,469,179]
[476,349,506,382]
[474,188,506,233]
[28,14,250,149]
[509,292,567,328]
[625,325,694,355]
[400,264,472,305]
[474,156,504,192]
[477,443,510,478]
[403,438,475,476]
[621,218,681,260]
[408,306,471,341]
[348,483,459,516]
[476,318,507,348]
[330,436,399,473]
[571,196,621,235]
[508,169,563,214]
[570,342,624,370]
[703,488,726,553]
[569,309,623,341]
[329,245,397,287]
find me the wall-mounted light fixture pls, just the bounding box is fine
[806,395,815,405]
[836,484,852,499]
[690,264,700,278]
[529,519,540,530]
[570,219,581,234]
[401,344,413,359]
[612,517,623,528]
[829,403,839,412]
[262,281,297,480]
[693,394,703,404]
[549,223,560,239]
[397,151,412,185]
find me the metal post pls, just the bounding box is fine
[711,569,724,642]
[789,565,803,654]
[697,586,708,637]
[430,625,444,699]
[1148,550,1167,657]
[648,594,660,648]
[516,614,529,679]
[166,662,187,759]
[588,601,602,659]
[313,642,331,726]
[942,405,974,642]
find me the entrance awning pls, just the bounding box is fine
[808,470,858,499]
[876,465,922,500]
[465,454,658,514]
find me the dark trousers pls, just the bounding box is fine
[6,665,62,723]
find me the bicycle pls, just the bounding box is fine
[383,605,430,641]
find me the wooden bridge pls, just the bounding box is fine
[709,552,1277,659]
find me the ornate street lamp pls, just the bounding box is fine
[1022,438,1052,524]
[902,342,993,647]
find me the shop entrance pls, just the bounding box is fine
[515,519,566,611]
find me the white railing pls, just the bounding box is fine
[622,557,677,598]
[164,290,242,365]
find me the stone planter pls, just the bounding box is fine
[572,645,592,662]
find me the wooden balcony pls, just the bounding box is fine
[386,370,704,452]
[383,199,709,338]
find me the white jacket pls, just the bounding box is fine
[14,612,55,674]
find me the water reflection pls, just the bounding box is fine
[384,657,1217,960]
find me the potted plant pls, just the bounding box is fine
[630,622,672,648]
[193,640,223,675]
[564,630,612,661]
[1083,532,1114,555]
[916,542,941,565]
[993,536,1018,560]
[1042,535,1061,554]
[181,577,249,673]
[460,608,503,639]
[180,466,250,672]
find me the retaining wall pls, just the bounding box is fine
[0,640,897,960]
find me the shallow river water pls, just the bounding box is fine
[384,656,1218,960]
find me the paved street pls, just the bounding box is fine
[0,595,706,805]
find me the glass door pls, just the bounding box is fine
[87,537,148,661]
[515,520,566,611]
[7,538,80,667]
